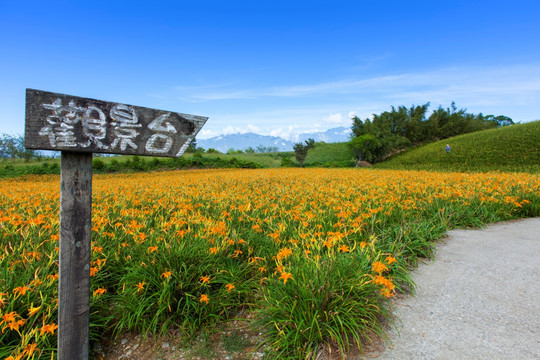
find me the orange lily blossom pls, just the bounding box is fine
[40,322,58,335]
[372,261,388,274]
[200,294,209,304]
[386,256,397,265]
[93,288,107,297]
[23,343,40,357]
[279,272,293,284]
[339,245,350,252]
[1,311,19,324]
[135,282,146,292]
[13,285,30,296]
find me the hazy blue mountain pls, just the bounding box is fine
[197,133,294,152]
[196,127,351,152]
[295,127,352,143]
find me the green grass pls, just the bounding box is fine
[193,152,285,168]
[4,120,538,176]
[374,120,540,173]
[304,142,354,167]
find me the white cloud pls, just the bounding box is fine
[268,126,300,141]
[322,113,343,124]
[198,129,220,139]
[181,63,540,140]
[222,126,249,135]
[246,124,260,133]
[174,64,540,106]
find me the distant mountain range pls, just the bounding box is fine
[197,127,352,152]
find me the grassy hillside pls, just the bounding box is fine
[3,121,538,176]
[374,120,540,173]
[304,141,354,167]
[196,152,284,168]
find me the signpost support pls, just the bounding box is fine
[59,151,93,360]
[25,88,207,359]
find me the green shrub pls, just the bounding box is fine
[93,159,106,171]
[280,157,294,167]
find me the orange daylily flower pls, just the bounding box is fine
[135,282,146,292]
[0,292,7,308]
[278,272,293,284]
[3,319,25,333]
[200,294,209,304]
[23,343,40,357]
[1,312,19,326]
[276,247,292,261]
[371,261,388,274]
[5,355,23,360]
[40,323,58,335]
[90,267,99,277]
[93,288,107,297]
[13,285,30,296]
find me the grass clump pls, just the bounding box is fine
[257,245,395,359]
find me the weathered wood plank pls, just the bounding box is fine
[25,89,208,157]
[58,151,92,360]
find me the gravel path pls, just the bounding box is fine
[368,217,540,360]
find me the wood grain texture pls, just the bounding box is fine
[58,151,92,360]
[25,89,207,157]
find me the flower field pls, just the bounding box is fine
[1,168,539,359]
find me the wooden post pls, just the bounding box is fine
[58,151,93,360]
[24,89,207,359]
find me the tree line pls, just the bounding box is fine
[349,102,514,164]
[0,134,41,162]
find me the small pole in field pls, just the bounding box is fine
[24,88,207,360]
[58,151,93,360]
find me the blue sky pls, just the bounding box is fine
[1,0,539,140]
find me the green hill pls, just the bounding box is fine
[374,120,540,173]
[303,142,355,167]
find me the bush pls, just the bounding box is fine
[93,159,106,171]
[257,253,392,358]
[280,157,294,167]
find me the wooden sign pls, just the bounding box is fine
[25,88,208,157]
[24,89,208,360]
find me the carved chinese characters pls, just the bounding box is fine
[25,89,207,157]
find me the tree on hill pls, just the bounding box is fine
[0,133,40,162]
[348,134,384,165]
[185,138,199,153]
[483,115,514,127]
[293,138,315,167]
[350,102,512,164]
